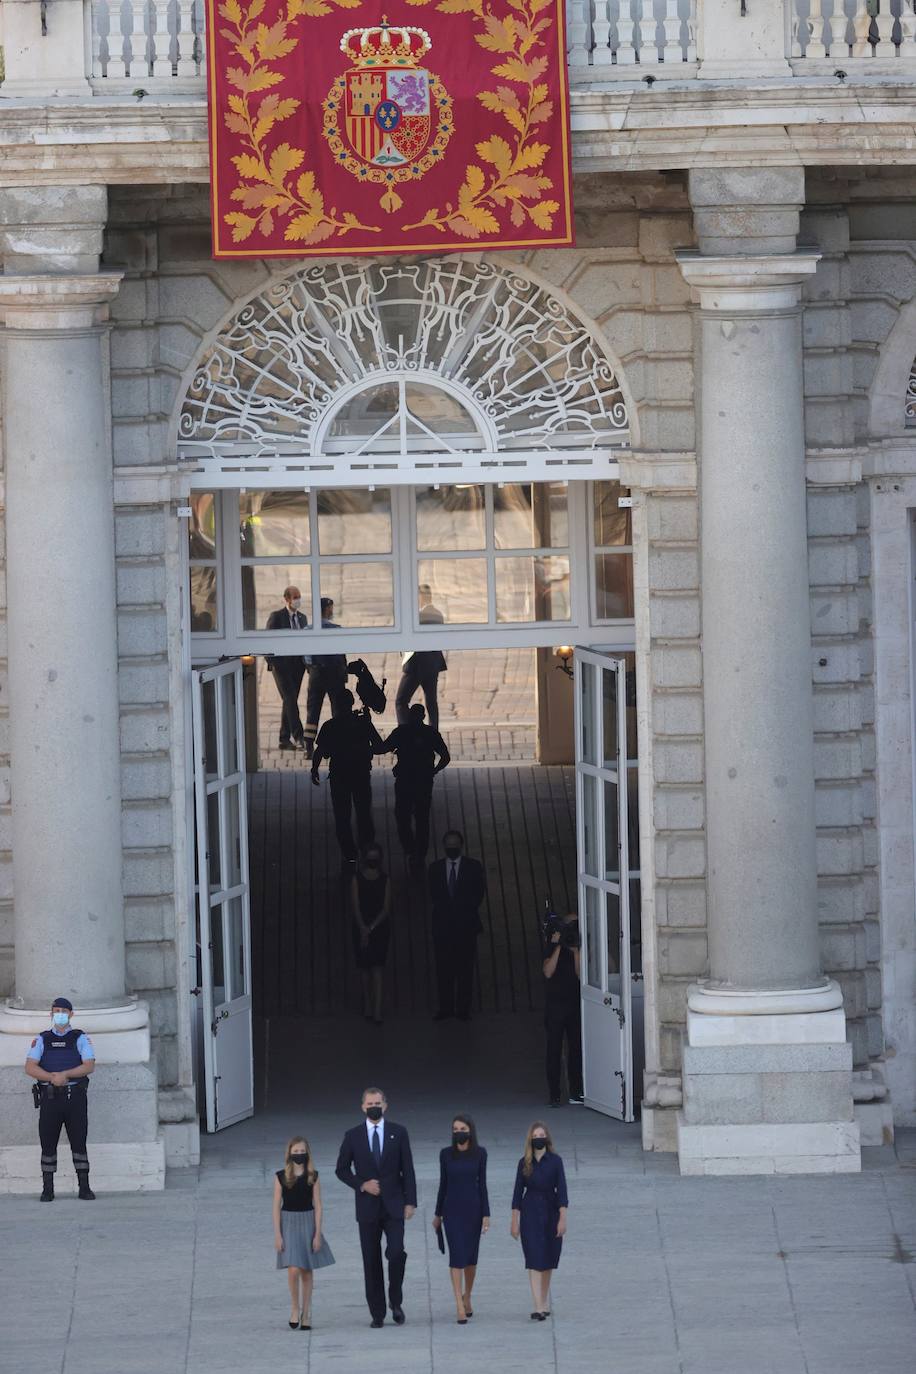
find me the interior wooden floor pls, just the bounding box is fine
[247,765,576,1019]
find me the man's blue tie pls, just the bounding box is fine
[372,1125,381,1168]
[448,862,457,900]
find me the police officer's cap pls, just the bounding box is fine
[51,996,73,1011]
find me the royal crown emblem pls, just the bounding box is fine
[323,16,454,215]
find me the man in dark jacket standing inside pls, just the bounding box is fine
[264,584,308,750]
[427,830,486,1021]
[336,1086,417,1328]
[377,702,450,866]
[311,689,383,867]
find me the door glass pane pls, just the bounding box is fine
[202,679,218,780]
[210,900,226,1005]
[595,553,634,620]
[239,491,310,556]
[494,482,569,549]
[219,674,239,777]
[190,567,218,633]
[495,555,571,623]
[601,666,619,770]
[585,885,601,990]
[629,878,642,977]
[626,765,640,870]
[416,558,488,623]
[606,890,622,980]
[593,481,632,546]
[604,779,620,882]
[225,896,246,1001]
[581,772,598,877]
[317,488,392,555]
[319,562,394,627]
[206,791,222,888]
[241,565,311,631]
[327,381,398,439]
[623,658,639,760]
[225,786,243,890]
[405,383,480,437]
[579,662,596,765]
[189,492,218,559]
[416,486,485,551]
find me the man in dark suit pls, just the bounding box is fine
[336,1086,417,1328]
[427,830,486,1021]
[303,595,349,757]
[265,585,308,750]
[396,585,447,730]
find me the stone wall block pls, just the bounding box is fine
[651,646,702,690]
[657,880,707,929]
[807,541,859,587]
[657,977,692,1025]
[815,781,862,829]
[115,510,167,559]
[116,562,168,607]
[653,690,704,736]
[806,488,858,539]
[118,661,170,708]
[122,802,173,851]
[120,707,170,754]
[572,261,644,316]
[647,495,698,542]
[655,833,706,880]
[658,929,708,977]
[638,213,693,258]
[645,310,694,355]
[658,1024,684,1076]
[810,589,859,637]
[649,594,700,639]
[648,546,699,592]
[812,644,862,686]
[654,740,704,785]
[124,898,175,943]
[814,736,863,781]
[653,786,705,831]
[819,923,866,972]
[121,756,172,804]
[816,828,864,877]
[126,941,177,993]
[817,875,866,924]
[122,848,174,900]
[812,686,861,734]
[111,326,155,372]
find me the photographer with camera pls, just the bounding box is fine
[541,907,584,1109]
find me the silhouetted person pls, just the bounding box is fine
[542,911,583,1108]
[265,585,308,751]
[304,596,349,758]
[311,689,382,868]
[377,703,450,866]
[396,584,446,731]
[427,831,486,1021]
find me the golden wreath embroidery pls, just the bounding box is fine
[216,0,561,247]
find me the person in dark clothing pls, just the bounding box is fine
[24,997,96,1200]
[427,831,486,1021]
[542,911,583,1108]
[377,703,450,866]
[396,585,447,730]
[510,1122,568,1320]
[311,689,383,867]
[303,596,349,758]
[335,1087,417,1328]
[433,1114,490,1323]
[351,845,391,1024]
[265,585,309,750]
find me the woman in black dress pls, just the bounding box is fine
[433,1114,490,1323]
[350,845,391,1024]
[272,1134,335,1329]
[510,1121,568,1321]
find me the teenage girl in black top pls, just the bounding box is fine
[272,1134,335,1330]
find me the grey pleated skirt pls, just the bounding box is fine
[276,1210,336,1270]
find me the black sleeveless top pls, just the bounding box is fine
[276,1170,315,1212]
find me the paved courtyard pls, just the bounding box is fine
[2,1013,915,1374]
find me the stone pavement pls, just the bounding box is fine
[2,1012,915,1374]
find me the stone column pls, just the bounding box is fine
[0,187,164,1193]
[674,169,860,1175]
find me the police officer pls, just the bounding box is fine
[311,689,384,869]
[377,703,450,867]
[304,596,349,758]
[25,997,96,1200]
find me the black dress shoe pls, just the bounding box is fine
[370,1317,385,1328]
[391,1306,406,1325]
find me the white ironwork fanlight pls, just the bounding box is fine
[177,259,630,474]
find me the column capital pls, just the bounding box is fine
[0,272,123,330]
[676,250,821,313]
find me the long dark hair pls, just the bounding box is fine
[450,1113,479,1156]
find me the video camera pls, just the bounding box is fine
[541,899,581,950]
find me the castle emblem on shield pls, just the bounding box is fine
[323,17,454,214]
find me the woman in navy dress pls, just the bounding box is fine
[510,1121,568,1320]
[432,1114,490,1323]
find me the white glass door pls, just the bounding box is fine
[575,649,638,1120]
[191,660,254,1132]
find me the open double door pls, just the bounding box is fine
[189,651,640,1131]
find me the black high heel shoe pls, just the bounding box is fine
[289,1319,299,1329]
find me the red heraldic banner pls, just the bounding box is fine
[205,0,574,257]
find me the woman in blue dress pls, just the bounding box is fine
[510,1121,568,1320]
[432,1114,490,1323]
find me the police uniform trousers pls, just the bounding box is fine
[304,667,348,748]
[394,770,434,860]
[39,1082,89,1175]
[395,667,441,732]
[271,661,305,745]
[359,1213,407,1322]
[545,999,583,1102]
[329,769,375,861]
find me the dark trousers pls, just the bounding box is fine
[271,663,305,744]
[433,930,477,1018]
[330,770,374,861]
[358,1214,406,1321]
[39,1085,89,1174]
[545,1000,583,1101]
[394,772,434,859]
[396,669,440,732]
[304,670,347,746]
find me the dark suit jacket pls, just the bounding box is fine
[265,606,308,671]
[428,856,486,939]
[336,1119,417,1222]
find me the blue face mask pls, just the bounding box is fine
[52,1012,70,1028]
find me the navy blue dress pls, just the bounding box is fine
[511,1152,568,1271]
[435,1146,490,1268]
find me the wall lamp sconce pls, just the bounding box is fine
[554,645,574,679]
[240,654,255,666]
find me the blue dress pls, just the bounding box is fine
[511,1152,568,1271]
[435,1146,490,1268]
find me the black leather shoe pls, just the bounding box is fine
[370,1317,385,1328]
[40,1174,54,1202]
[391,1306,406,1325]
[77,1175,96,1200]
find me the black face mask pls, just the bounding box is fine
[452,1131,471,1146]
[532,1139,548,1152]
[444,847,461,860]
[364,860,380,871]
[365,1105,383,1122]
[290,1153,308,1166]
